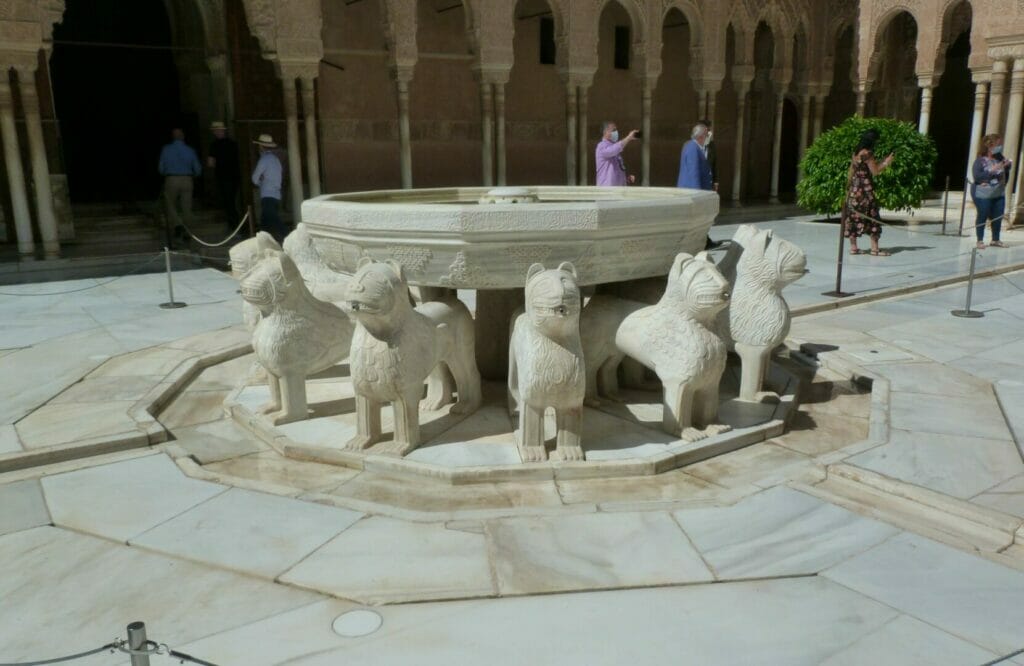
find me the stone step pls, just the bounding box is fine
[796,463,1024,568]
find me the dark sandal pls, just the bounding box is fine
[849,248,862,255]
[870,250,891,257]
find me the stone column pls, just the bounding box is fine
[813,93,827,140]
[1003,60,1024,178]
[495,82,507,185]
[698,89,708,118]
[0,76,34,259]
[917,78,935,134]
[987,59,1009,135]
[798,93,812,161]
[17,68,59,258]
[855,80,869,116]
[282,77,304,222]
[769,91,786,202]
[396,76,413,189]
[565,85,578,185]
[967,80,989,181]
[732,80,751,202]
[300,77,321,198]
[578,86,589,185]
[641,80,652,186]
[707,89,718,128]
[480,81,494,186]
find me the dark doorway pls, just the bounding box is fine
[930,30,973,189]
[51,0,190,203]
[778,98,800,198]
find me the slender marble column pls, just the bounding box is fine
[397,78,413,188]
[987,60,1009,135]
[300,77,321,197]
[967,81,989,182]
[0,77,34,259]
[707,92,717,129]
[495,82,507,185]
[480,81,494,186]
[856,86,867,116]
[282,77,304,223]
[798,94,812,161]
[918,83,934,134]
[565,85,578,185]
[769,93,785,202]
[17,70,59,258]
[578,86,589,185]
[732,83,751,202]
[813,93,827,140]
[698,90,708,119]
[641,81,652,186]
[1002,60,1024,179]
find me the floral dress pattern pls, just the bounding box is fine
[842,149,883,240]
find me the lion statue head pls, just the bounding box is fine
[660,251,730,324]
[230,232,281,280]
[342,258,411,331]
[731,225,806,291]
[239,250,301,316]
[524,262,581,339]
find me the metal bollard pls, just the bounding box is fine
[822,208,854,298]
[940,175,950,235]
[951,247,984,318]
[159,247,187,309]
[127,621,151,666]
[958,177,969,236]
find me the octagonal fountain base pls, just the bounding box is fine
[225,356,800,485]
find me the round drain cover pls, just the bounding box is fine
[333,609,383,637]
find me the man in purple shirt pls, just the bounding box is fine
[595,121,639,186]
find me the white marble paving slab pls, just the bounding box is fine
[673,486,898,579]
[0,424,22,454]
[41,453,226,542]
[487,511,712,594]
[280,517,495,604]
[850,428,1023,499]
[0,527,320,665]
[205,451,358,492]
[292,576,901,666]
[874,361,992,398]
[888,390,1012,442]
[871,310,1024,364]
[823,532,1024,655]
[131,487,363,579]
[15,400,139,449]
[0,479,50,536]
[171,419,267,465]
[994,381,1024,452]
[88,346,198,378]
[50,375,164,403]
[819,614,998,665]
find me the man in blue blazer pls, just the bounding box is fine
[677,123,713,190]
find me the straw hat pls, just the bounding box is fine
[253,133,277,148]
[210,121,227,131]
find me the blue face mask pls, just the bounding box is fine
[994,145,1005,155]
[610,130,619,142]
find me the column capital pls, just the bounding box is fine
[389,64,415,86]
[731,64,755,89]
[472,66,512,87]
[917,74,936,89]
[991,58,1011,73]
[277,62,319,82]
[559,69,596,91]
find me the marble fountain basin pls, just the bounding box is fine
[301,186,719,289]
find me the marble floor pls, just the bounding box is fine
[3,227,1024,665]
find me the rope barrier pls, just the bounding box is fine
[0,642,121,665]
[0,635,221,666]
[178,210,251,248]
[0,253,166,297]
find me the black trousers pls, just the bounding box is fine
[260,197,287,243]
[217,178,239,230]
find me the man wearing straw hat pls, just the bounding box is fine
[208,121,240,233]
[251,133,286,242]
[158,127,202,248]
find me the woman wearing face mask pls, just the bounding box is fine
[971,134,1011,249]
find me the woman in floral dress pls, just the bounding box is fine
[843,129,895,256]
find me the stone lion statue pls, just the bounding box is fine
[604,251,732,441]
[241,250,352,425]
[715,225,806,402]
[508,262,586,462]
[229,232,282,332]
[342,258,481,457]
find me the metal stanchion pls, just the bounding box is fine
[159,247,187,309]
[822,204,853,298]
[940,175,950,235]
[127,621,151,666]
[958,178,969,236]
[951,247,984,318]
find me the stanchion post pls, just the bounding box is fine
[941,175,950,235]
[958,177,969,236]
[127,621,151,666]
[159,247,187,309]
[822,205,854,298]
[951,247,984,318]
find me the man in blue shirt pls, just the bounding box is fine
[251,133,286,242]
[158,128,202,247]
[676,123,713,190]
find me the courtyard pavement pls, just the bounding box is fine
[2,215,1024,665]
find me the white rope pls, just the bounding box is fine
[178,210,250,248]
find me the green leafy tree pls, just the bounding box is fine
[797,117,937,215]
